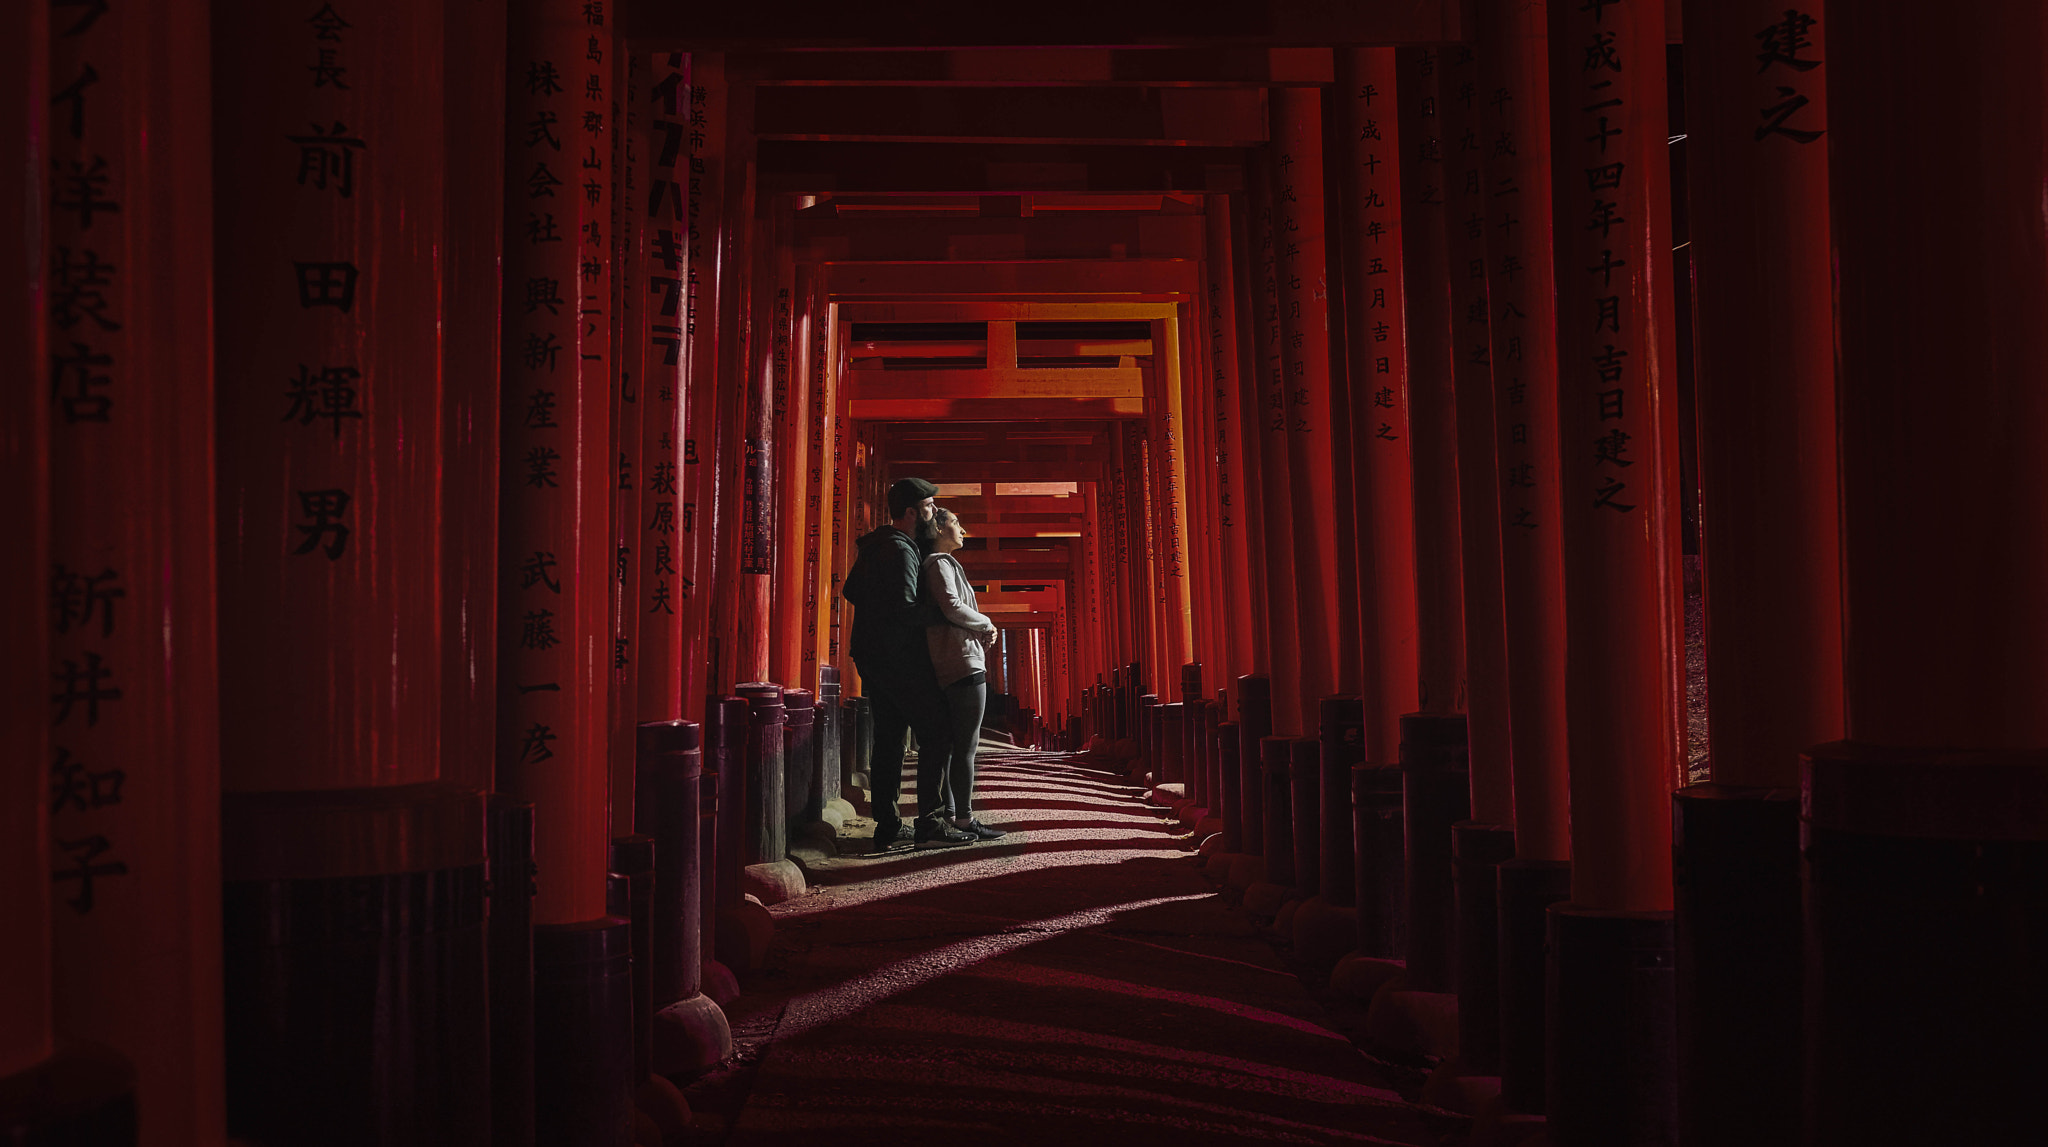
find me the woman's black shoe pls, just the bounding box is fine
[914,818,975,845]
[956,819,1007,840]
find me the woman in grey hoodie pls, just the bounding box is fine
[922,507,1007,840]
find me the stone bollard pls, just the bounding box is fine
[1673,784,1798,1147]
[632,721,731,1074]
[1153,703,1186,807]
[1138,694,1160,784]
[605,836,656,1086]
[1352,763,1405,959]
[1297,697,1366,972]
[706,695,770,977]
[1180,663,1206,810]
[1400,713,1470,993]
[783,688,835,855]
[1243,736,1298,917]
[1452,822,1516,1075]
[852,695,874,792]
[531,918,632,1147]
[1497,857,1572,1114]
[1192,700,1225,841]
[782,688,817,834]
[1219,721,1245,853]
[736,683,804,906]
[1289,737,1322,900]
[817,670,854,826]
[487,795,537,1147]
[1235,676,1272,859]
[697,767,738,1007]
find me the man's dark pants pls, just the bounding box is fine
[857,664,953,831]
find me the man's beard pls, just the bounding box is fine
[913,516,940,555]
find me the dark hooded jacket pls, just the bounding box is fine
[842,525,945,673]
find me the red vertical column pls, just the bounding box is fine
[707,72,758,694]
[803,275,834,681]
[502,0,614,929]
[770,262,811,688]
[1437,46,1515,834]
[442,0,507,798]
[635,51,691,730]
[1678,6,1838,1144]
[826,312,854,684]
[609,47,644,837]
[1272,87,1349,737]
[1480,0,1572,871]
[1394,52,1468,725]
[215,0,490,1138]
[1435,42,1524,1079]
[1336,50,1422,784]
[1807,5,2048,1143]
[1121,423,1158,689]
[1152,315,1195,672]
[1545,0,1685,1138]
[1392,45,1478,998]
[1204,199,1263,682]
[679,55,725,723]
[41,2,221,1141]
[1484,9,1583,1109]
[1,0,52,1102]
[1248,165,1303,735]
[503,2,634,1140]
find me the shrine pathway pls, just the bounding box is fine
[678,743,1440,1147]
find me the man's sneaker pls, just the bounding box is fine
[913,818,975,846]
[956,819,1007,841]
[872,822,914,853]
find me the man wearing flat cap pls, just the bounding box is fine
[841,477,974,850]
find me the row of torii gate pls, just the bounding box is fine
[8,1,2043,1146]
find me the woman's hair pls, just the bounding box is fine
[914,507,943,556]
[933,506,960,531]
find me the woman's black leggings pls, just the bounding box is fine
[940,676,987,819]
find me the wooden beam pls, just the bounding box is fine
[759,140,1249,196]
[625,3,1459,48]
[825,260,1199,299]
[845,339,1152,360]
[793,214,1205,263]
[844,368,1142,401]
[727,47,1338,87]
[846,397,1145,421]
[841,301,1176,322]
[754,86,1268,146]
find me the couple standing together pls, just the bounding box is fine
[842,477,1009,852]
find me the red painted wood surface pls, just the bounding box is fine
[442,0,507,798]
[679,55,727,722]
[1438,45,1517,830]
[49,0,223,1137]
[1272,86,1349,734]
[1247,161,1305,736]
[499,0,616,924]
[609,50,644,836]
[1831,3,2048,749]
[1547,0,1685,911]
[1204,199,1264,683]
[634,52,692,731]
[1394,48,1470,725]
[1,0,51,1084]
[1479,0,1573,865]
[1688,4,1842,786]
[1338,47,1423,767]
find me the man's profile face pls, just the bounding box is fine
[917,496,935,521]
